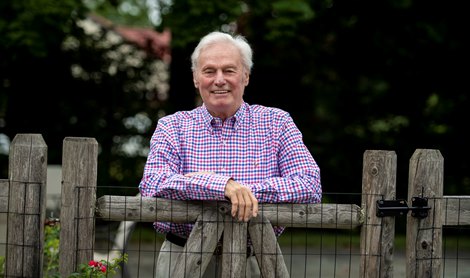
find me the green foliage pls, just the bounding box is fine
[160,0,246,48]
[265,0,315,41]
[0,1,168,190]
[1,0,469,197]
[0,255,4,276]
[59,18,168,189]
[69,254,128,278]
[42,223,128,277]
[43,225,61,277]
[0,0,85,59]
[83,0,157,27]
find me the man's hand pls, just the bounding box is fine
[224,179,259,222]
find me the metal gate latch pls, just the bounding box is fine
[376,197,430,218]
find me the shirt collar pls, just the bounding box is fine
[200,102,248,131]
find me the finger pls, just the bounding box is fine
[230,194,239,218]
[237,192,246,221]
[251,194,259,218]
[242,193,254,222]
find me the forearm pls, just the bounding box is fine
[139,170,231,200]
[249,172,322,203]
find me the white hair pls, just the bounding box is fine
[191,31,253,73]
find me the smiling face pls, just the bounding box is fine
[193,41,249,120]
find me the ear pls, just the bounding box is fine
[244,71,250,86]
[193,72,199,88]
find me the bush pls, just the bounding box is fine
[0,223,128,277]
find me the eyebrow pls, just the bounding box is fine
[201,63,239,70]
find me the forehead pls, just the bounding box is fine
[198,42,242,68]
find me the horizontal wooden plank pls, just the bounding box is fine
[96,195,363,229]
[442,196,470,226]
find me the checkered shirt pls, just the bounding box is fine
[139,102,322,237]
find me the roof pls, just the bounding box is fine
[89,13,171,63]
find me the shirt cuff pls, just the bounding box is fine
[205,174,232,200]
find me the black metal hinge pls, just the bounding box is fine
[376,197,430,218]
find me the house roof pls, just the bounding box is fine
[89,13,171,63]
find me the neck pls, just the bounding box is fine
[207,104,242,121]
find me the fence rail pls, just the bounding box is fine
[1,134,469,277]
[96,196,363,229]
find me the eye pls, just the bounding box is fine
[202,69,215,75]
[224,68,236,74]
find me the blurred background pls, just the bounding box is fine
[1,0,469,203]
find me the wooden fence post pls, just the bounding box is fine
[221,218,247,277]
[359,150,397,278]
[172,210,224,278]
[6,134,47,277]
[249,215,290,278]
[59,137,98,277]
[406,149,443,278]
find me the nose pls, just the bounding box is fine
[214,71,226,86]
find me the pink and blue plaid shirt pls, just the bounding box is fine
[139,102,321,237]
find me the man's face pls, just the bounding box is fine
[193,42,249,119]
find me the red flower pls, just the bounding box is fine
[88,260,97,267]
[100,265,107,273]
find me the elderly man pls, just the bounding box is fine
[139,31,322,277]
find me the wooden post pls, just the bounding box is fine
[5,134,47,277]
[359,150,397,278]
[59,137,98,277]
[221,217,247,277]
[172,209,224,278]
[406,149,443,278]
[248,215,289,278]
[0,179,9,213]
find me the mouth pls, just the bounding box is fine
[211,90,230,95]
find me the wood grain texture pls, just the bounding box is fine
[406,149,443,278]
[359,150,397,278]
[6,134,47,278]
[172,210,224,278]
[59,137,98,277]
[96,196,363,229]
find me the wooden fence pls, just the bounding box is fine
[1,134,469,277]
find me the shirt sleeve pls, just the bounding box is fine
[249,113,322,204]
[138,117,231,200]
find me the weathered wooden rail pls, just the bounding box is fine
[1,134,470,277]
[95,196,363,229]
[94,197,362,277]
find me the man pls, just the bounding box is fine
[139,31,322,277]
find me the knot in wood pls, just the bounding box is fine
[421,240,428,249]
[369,165,379,176]
[218,204,229,214]
[149,206,154,212]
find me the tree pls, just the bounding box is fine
[0,0,87,177]
[2,0,468,197]
[158,0,470,196]
[0,1,169,191]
